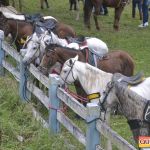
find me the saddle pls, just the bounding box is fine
[25,13,43,23]
[112,72,145,86]
[25,14,57,31]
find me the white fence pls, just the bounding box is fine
[0,30,137,150]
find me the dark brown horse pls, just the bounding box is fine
[39,44,134,100]
[84,0,128,30]
[0,12,76,51]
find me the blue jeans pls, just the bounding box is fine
[142,0,149,23]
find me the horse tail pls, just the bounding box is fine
[121,51,135,76]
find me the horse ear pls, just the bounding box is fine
[74,55,79,61]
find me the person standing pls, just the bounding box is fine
[138,0,149,27]
[132,0,142,20]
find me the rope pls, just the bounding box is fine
[48,104,67,113]
[65,88,88,103]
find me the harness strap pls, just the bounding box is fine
[87,92,100,101]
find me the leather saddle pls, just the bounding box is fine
[25,13,43,23]
[112,72,145,86]
[25,14,57,31]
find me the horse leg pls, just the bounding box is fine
[40,0,44,9]
[113,7,124,31]
[45,0,49,8]
[74,0,77,10]
[12,0,15,7]
[84,3,93,30]
[76,0,80,20]
[69,0,73,10]
[93,8,100,30]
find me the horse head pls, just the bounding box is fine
[22,32,41,65]
[100,81,150,144]
[99,81,119,112]
[60,55,79,84]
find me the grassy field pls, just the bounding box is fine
[1,0,150,149]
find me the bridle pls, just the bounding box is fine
[23,36,41,64]
[38,48,55,74]
[62,59,76,84]
[99,81,114,112]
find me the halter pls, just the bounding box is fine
[62,59,76,85]
[23,37,41,64]
[41,30,54,46]
[99,81,114,112]
[39,48,55,74]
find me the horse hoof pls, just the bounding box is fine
[114,26,119,31]
[96,27,100,30]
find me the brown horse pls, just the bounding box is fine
[39,44,134,100]
[0,12,76,51]
[84,0,128,30]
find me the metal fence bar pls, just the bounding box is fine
[0,30,5,76]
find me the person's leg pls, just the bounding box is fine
[132,0,136,18]
[137,0,142,20]
[103,4,108,15]
[142,0,148,24]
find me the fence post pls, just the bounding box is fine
[49,74,61,134]
[19,58,30,101]
[86,103,100,150]
[0,30,5,76]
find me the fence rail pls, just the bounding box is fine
[0,30,137,150]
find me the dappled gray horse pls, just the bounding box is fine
[100,80,150,144]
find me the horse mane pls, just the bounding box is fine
[76,61,113,84]
[85,62,112,77]
[45,43,80,52]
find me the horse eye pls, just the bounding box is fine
[33,47,37,50]
[63,70,67,73]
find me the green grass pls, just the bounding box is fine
[1,0,150,149]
